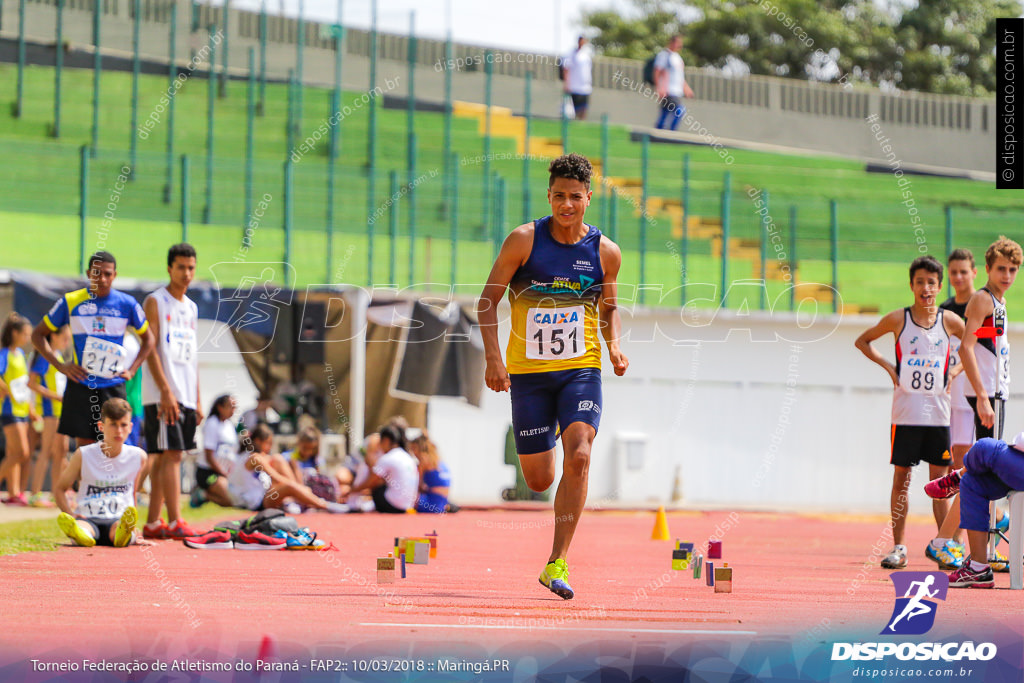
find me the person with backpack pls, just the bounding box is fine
[653,35,694,130]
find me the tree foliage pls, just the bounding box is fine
[581,0,1022,95]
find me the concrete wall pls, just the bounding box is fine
[429,302,1024,513]
[3,0,995,172]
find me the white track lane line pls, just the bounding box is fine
[359,623,757,635]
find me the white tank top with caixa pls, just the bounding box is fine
[892,308,951,427]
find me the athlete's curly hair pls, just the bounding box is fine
[548,153,592,189]
[986,236,1023,269]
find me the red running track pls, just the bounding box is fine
[0,508,1020,665]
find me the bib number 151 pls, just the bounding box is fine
[525,306,585,361]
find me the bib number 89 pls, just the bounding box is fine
[909,370,934,391]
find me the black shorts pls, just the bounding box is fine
[143,404,198,453]
[58,381,127,441]
[570,93,589,111]
[195,466,221,490]
[79,517,118,547]
[966,396,1004,440]
[890,425,951,468]
[371,486,406,514]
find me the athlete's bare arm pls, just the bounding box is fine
[123,323,155,382]
[854,309,904,387]
[598,236,628,376]
[478,224,535,393]
[54,449,83,515]
[32,320,87,383]
[143,296,179,424]
[943,310,967,388]
[959,290,997,428]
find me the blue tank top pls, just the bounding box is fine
[506,216,604,374]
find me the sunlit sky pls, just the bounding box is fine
[223,0,632,55]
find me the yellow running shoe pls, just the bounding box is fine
[989,550,1009,573]
[114,506,137,548]
[538,558,574,600]
[57,512,96,547]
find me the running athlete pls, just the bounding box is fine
[855,255,965,569]
[478,153,628,600]
[926,249,977,568]
[141,244,202,540]
[54,398,145,548]
[30,251,155,446]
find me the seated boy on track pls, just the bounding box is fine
[53,398,147,548]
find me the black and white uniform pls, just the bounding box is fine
[964,288,1010,440]
[890,308,952,468]
[142,287,200,453]
[940,296,973,447]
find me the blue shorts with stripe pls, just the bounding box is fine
[509,367,602,454]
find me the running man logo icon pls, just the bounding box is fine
[881,571,948,635]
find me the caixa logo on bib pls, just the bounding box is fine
[831,571,997,662]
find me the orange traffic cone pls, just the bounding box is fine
[651,505,670,540]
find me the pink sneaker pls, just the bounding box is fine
[925,470,962,499]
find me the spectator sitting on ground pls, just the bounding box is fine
[191,394,238,508]
[226,425,345,514]
[285,426,342,502]
[241,397,281,433]
[410,432,452,514]
[349,424,419,513]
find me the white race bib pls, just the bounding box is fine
[525,306,585,361]
[55,372,67,398]
[77,489,129,519]
[82,336,127,379]
[8,376,30,405]
[168,328,197,365]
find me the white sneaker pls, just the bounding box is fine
[881,544,908,569]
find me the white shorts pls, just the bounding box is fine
[950,406,975,447]
[228,471,272,511]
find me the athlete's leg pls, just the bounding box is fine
[891,466,912,546]
[21,424,40,491]
[944,443,972,543]
[49,424,68,495]
[160,450,184,525]
[29,418,56,495]
[549,422,595,563]
[928,463,952,531]
[268,454,301,482]
[264,480,328,510]
[144,453,164,525]
[0,422,30,497]
[519,449,556,493]
[205,477,233,507]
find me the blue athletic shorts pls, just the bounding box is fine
[509,367,602,454]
